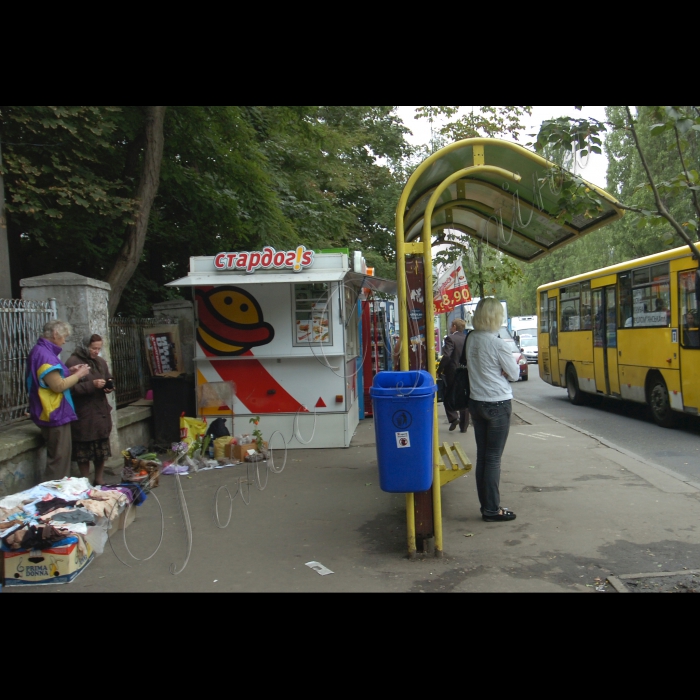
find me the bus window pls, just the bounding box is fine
[548,297,558,345]
[619,272,633,327]
[540,291,549,332]
[593,289,605,347]
[560,283,581,331]
[625,262,670,328]
[581,281,592,330]
[680,270,700,348]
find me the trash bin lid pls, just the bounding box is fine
[369,370,436,397]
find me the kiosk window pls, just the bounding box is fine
[293,283,332,346]
[680,270,700,348]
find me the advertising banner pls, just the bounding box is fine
[144,324,183,375]
[433,258,471,315]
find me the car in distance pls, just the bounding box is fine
[518,336,538,364]
[496,327,528,381]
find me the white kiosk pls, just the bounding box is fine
[166,246,396,448]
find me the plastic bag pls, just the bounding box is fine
[85,525,109,556]
[162,462,189,475]
[214,436,232,460]
[208,417,230,439]
[180,416,207,448]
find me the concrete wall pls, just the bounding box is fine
[0,406,153,498]
[20,272,120,457]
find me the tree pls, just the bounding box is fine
[0,106,137,297]
[1,106,412,314]
[490,106,700,316]
[531,106,700,261]
[105,106,165,315]
[411,106,534,297]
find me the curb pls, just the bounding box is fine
[512,398,700,492]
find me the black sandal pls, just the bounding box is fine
[482,509,516,522]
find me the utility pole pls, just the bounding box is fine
[0,136,11,298]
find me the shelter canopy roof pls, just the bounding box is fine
[401,138,623,263]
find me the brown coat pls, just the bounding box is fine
[65,354,113,442]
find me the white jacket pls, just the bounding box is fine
[465,330,520,402]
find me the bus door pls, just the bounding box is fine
[679,269,700,412]
[593,286,620,395]
[548,295,560,385]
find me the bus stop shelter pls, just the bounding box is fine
[394,137,624,557]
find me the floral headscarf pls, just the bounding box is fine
[74,334,100,371]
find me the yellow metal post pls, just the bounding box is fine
[421,164,521,556]
[405,493,416,556]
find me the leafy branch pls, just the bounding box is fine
[532,106,700,261]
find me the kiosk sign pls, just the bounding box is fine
[214,245,314,273]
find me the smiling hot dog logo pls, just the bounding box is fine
[196,286,274,356]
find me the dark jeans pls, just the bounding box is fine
[469,399,511,516]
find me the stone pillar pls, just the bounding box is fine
[152,299,195,375]
[20,272,120,465]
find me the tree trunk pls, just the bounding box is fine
[106,106,166,316]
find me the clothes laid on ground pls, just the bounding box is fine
[34,497,76,516]
[77,489,128,520]
[40,477,93,498]
[1,452,161,587]
[100,483,147,506]
[8,524,67,551]
[47,507,96,525]
[1,477,149,569]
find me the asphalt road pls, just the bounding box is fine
[511,365,700,484]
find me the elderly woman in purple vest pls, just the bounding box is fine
[26,320,90,481]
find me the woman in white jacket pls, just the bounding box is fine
[466,298,520,522]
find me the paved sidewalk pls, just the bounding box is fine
[7,400,700,593]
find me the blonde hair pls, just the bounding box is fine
[452,318,466,332]
[472,298,503,332]
[43,320,72,341]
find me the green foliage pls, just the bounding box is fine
[413,107,533,297]
[2,106,411,313]
[1,106,135,221]
[531,106,700,251]
[500,106,700,315]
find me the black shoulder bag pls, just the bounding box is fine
[444,332,470,410]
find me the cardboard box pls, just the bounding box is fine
[224,441,268,462]
[2,536,94,587]
[107,504,137,540]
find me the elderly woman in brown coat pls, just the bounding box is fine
[66,334,115,486]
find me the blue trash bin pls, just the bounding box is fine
[369,370,436,493]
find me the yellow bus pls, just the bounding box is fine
[537,245,699,427]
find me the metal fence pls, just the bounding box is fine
[0,299,57,426]
[109,316,178,407]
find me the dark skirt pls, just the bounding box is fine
[72,438,111,463]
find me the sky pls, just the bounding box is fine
[396,106,609,189]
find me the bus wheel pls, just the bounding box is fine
[566,365,584,405]
[648,375,676,428]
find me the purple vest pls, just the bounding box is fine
[26,337,78,428]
